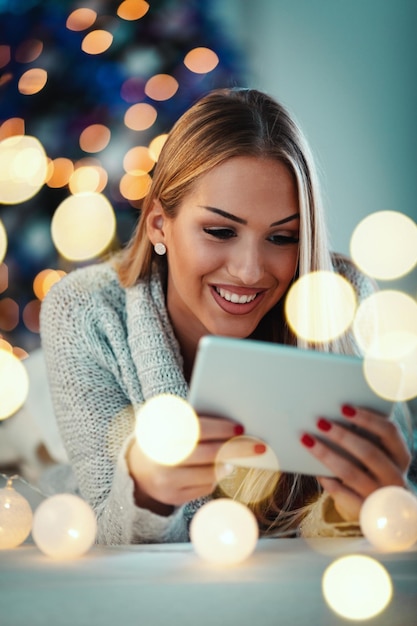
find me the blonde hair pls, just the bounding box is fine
[115,88,360,534]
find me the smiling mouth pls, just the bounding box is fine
[215,287,258,304]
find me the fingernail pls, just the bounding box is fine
[300,434,315,448]
[254,443,266,454]
[317,417,332,432]
[234,424,245,436]
[341,404,356,418]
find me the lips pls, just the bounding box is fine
[210,284,266,315]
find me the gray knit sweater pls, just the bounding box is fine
[40,258,375,544]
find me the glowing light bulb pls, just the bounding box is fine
[135,394,199,465]
[32,494,97,559]
[360,486,417,551]
[0,480,33,549]
[322,555,392,620]
[0,349,29,420]
[190,498,259,566]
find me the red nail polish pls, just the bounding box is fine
[300,434,315,448]
[317,418,332,432]
[341,404,356,418]
[254,443,266,454]
[234,424,245,436]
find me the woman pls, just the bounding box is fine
[40,88,411,544]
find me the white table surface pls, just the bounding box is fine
[1,537,416,626]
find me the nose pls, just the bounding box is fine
[227,241,265,285]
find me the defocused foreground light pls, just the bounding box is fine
[51,192,116,261]
[363,330,417,401]
[0,480,33,549]
[0,220,7,263]
[0,135,48,204]
[32,494,97,559]
[0,349,29,420]
[190,499,259,566]
[351,211,417,280]
[360,486,417,551]
[135,394,200,465]
[322,555,392,620]
[285,271,357,343]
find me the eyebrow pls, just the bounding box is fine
[201,206,300,227]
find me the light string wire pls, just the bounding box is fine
[0,471,48,498]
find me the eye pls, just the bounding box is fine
[268,234,299,246]
[203,227,237,240]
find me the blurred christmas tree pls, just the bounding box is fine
[0,0,248,352]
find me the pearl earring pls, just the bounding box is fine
[154,242,167,256]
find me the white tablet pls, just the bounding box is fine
[188,336,393,477]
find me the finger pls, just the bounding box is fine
[179,436,267,467]
[339,405,411,470]
[301,432,380,497]
[318,477,362,522]
[198,416,244,441]
[314,417,409,485]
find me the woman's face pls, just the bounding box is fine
[154,156,300,352]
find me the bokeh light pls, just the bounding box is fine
[33,269,66,301]
[0,45,10,68]
[184,47,219,73]
[81,30,113,55]
[285,271,357,343]
[119,172,151,201]
[0,481,33,549]
[51,192,116,261]
[22,300,41,334]
[124,102,157,131]
[46,157,74,188]
[351,211,417,280]
[322,555,392,620]
[0,349,29,420]
[18,68,48,95]
[123,146,155,174]
[69,164,108,194]
[32,494,97,559]
[0,117,25,140]
[0,135,48,204]
[66,8,97,31]
[0,262,8,292]
[134,394,200,466]
[0,221,7,263]
[360,486,417,551]
[117,0,150,21]
[353,290,417,354]
[0,297,19,331]
[15,38,43,63]
[149,134,168,161]
[145,74,179,101]
[190,498,259,566]
[79,124,111,153]
[363,330,417,401]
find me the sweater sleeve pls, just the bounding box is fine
[40,269,189,544]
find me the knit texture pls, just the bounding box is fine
[40,256,375,544]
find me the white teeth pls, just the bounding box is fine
[216,287,257,304]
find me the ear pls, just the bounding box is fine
[146,199,166,246]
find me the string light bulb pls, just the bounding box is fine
[32,493,97,559]
[190,498,259,566]
[0,478,33,549]
[360,486,417,551]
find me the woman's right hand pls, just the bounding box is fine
[127,416,265,515]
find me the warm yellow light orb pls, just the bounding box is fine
[0,349,29,420]
[0,135,48,204]
[32,494,97,559]
[135,394,200,466]
[351,211,417,280]
[363,330,417,401]
[353,290,417,355]
[360,486,417,551]
[190,498,259,566]
[0,482,33,549]
[285,271,357,343]
[322,555,392,620]
[0,219,7,263]
[51,192,116,261]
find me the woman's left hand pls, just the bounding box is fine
[301,404,412,522]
